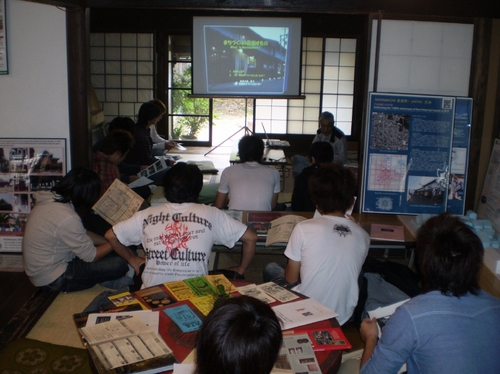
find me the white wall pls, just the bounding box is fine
[0,0,70,164]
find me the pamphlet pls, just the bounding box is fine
[258,282,299,303]
[367,298,410,337]
[370,223,405,242]
[283,333,321,374]
[164,304,203,333]
[290,327,352,351]
[92,179,144,226]
[138,158,170,178]
[266,215,307,246]
[237,283,277,304]
[272,298,339,331]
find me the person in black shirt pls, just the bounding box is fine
[291,141,333,212]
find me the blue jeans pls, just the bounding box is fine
[263,262,301,289]
[41,255,130,293]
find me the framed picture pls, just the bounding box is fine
[0,0,8,75]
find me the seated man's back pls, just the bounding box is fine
[216,135,280,211]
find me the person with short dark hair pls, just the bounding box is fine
[264,164,369,325]
[215,135,280,211]
[291,141,334,212]
[359,212,500,374]
[292,111,347,175]
[105,162,257,288]
[196,296,282,374]
[93,129,135,196]
[22,167,133,293]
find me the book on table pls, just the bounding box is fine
[370,223,405,242]
[286,327,352,351]
[78,316,177,374]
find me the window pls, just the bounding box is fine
[90,33,155,124]
[257,37,356,136]
[168,35,212,144]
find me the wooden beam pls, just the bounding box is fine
[20,0,83,7]
[66,7,92,169]
[20,0,500,19]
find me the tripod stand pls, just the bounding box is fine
[204,98,253,156]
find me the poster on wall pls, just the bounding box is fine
[0,138,67,252]
[446,98,472,215]
[0,0,8,74]
[361,93,456,215]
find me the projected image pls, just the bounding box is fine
[193,17,301,97]
[204,26,289,94]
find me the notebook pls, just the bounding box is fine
[261,122,290,148]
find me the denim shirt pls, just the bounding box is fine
[361,290,500,374]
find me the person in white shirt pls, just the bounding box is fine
[149,99,177,156]
[105,162,257,288]
[264,164,369,325]
[215,135,280,211]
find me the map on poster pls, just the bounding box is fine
[0,138,66,252]
[361,93,471,215]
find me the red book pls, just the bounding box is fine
[291,327,352,351]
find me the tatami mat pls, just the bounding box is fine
[26,285,112,348]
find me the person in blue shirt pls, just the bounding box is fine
[359,212,500,374]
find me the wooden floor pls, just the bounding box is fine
[0,271,58,350]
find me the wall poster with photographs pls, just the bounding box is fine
[0,0,8,74]
[361,93,471,215]
[0,138,67,252]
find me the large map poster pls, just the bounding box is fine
[0,139,66,252]
[361,93,456,215]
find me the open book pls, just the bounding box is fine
[92,179,143,226]
[78,316,176,374]
[266,215,307,246]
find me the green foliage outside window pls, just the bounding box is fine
[172,65,211,139]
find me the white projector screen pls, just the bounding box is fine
[192,16,302,98]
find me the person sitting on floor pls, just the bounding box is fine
[292,111,347,176]
[124,102,175,182]
[149,98,178,156]
[359,212,500,374]
[105,162,257,289]
[196,295,282,374]
[22,167,135,293]
[291,141,334,212]
[215,135,280,211]
[263,163,370,325]
[93,129,135,196]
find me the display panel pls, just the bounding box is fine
[192,16,302,98]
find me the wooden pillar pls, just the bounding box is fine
[467,18,492,211]
[66,6,91,170]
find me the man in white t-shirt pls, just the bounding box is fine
[105,163,257,289]
[215,135,280,211]
[264,164,369,325]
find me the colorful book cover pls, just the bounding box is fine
[164,280,198,301]
[164,304,203,333]
[184,276,217,297]
[292,327,352,351]
[134,285,178,309]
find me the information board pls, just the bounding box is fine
[0,138,66,252]
[361,93,470,215]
